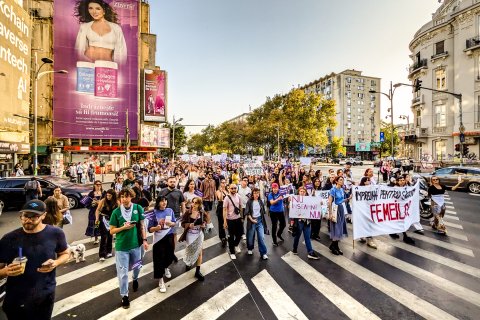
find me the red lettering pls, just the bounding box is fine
[370,204,376,222]
[291,196,303,204]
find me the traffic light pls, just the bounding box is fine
[463,145,469,156]
[455,144,460,152]
[414,79,422,92]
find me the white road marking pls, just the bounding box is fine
[181,278,249,320]
[401,233,474,257]
[251,270,309,320]
[309,242,457,320]
[343,241,480,308]
[444,221,463,229]
[53,237,221,316]
[446,210,457,215]
[444,215,459,221]
[283,252,381,320]
[99,253,231,320]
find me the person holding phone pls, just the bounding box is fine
[0,200,69,319]
[109,188,148,309]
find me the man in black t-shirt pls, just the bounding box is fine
[122,169,136,189]
[0,200,69,320]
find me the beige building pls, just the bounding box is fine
[409,0,480,161]
[302,69,381,159]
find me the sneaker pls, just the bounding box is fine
[235,246,241,253]
[106,253,113,258]
[359,238,367,243]
[292,249,298,255]
[242,234,246,240]
[164,268,171,279]
[230,253,237,260]
[308,252,320,260]
[262,254,268,260]
[403,236,415,245]
[247,250,253,255]
[121,296,130,309]
[99,257,105,262]
[414,229,425,235]
[133,279,139,292]
[272,242,279,247]
[389,233,400,239]
[367,239,377,249]
[93,240,99,245]
[278,235,285,242]
[159,279,166,293]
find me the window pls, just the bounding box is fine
[416,109,421,127]
[435,41,445,55]
[347,99,351,106]
[346,77,351,83]
[370,95,375,101]
[357,86,364,90]
[371,80,376,86]
[9,180,28,188]
[346,92,351,98]
[477,96,480,122]
[358,130,362,135]
[434,104,446,127]
[346,84,351,90]
[358,93,364,99]
[435,69,446,90]
[434,140,446,161]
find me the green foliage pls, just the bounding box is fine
[186,89,337,156]
[331,137,346,158]
[380,121,400,156]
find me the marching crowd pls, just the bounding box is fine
[0,157,450,318]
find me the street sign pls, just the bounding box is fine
[380,131,385,142]
[460,133,465,143]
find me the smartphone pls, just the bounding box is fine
[129,221,137,225]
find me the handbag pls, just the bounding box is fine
[330,191,338,223]
[62,210,73,225]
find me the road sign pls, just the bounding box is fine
[380,132,385,142]
[460,133,465,143]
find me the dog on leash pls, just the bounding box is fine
[69,244,86,263]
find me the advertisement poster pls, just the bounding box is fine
[53,0,138,139]
[0,0,31,143]
[144,69,167,122]
[140,125,170,148]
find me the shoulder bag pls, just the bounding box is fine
[330,190,338,223]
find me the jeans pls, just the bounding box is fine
[115,246,142,297]
[293,220,313,254]
[246,216,267,255]
[227,218,243,254]
[270,211,286,244]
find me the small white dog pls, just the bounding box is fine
[69,244,86,263]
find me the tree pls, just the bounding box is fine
[331,137,346,158]
[379,121,400,156]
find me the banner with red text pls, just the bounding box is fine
[289,193,330,220]
[352,183,420,239]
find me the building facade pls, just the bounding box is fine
[302,69,382,159]
[409,0,480,161]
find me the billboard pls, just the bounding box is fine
[144,69,167,122]
[140,125,170,148]
[355,142,371,152]
[53,0,139,139]
[0,0,31,143]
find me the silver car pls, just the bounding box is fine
[424,166,480,194]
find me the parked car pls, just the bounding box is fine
[344,157,363,166]
[422,166,480,194]
[332,158,342,164]
[0,176,92,211]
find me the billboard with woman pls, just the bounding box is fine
[53,0,138,139]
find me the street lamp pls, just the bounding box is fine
[171,116,183,161]
[33,54,68,176]
[399,114,411,158]
[369,81,401,159]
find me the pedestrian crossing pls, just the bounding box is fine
[6,194,475,320]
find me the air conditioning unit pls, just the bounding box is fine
[52,148,62,153]
[55,141,64,147]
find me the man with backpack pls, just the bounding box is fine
[24,177,42,202]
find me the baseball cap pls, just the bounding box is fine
[20,200,46,216]
[271,183,279,188]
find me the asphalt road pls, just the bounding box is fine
[0,185,479,319]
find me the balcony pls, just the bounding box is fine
[431,51,449,62]
[408,59,428,77]
[416,127,428,138]
[465,36,480,55]
[432,126,447,134]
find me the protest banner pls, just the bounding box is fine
[299,157,312,166]
[181,154,190,162]
[279,184,293,196]
[352,183,420,239]
[244,164,263,176]
[212,155,221,162]
[233,154,240,162]
[289,194,329,219]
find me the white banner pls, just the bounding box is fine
[233,154,240,162]
[289,194,329,219]
[299,157,312,166]
[244,164,263,176]
[352,183,420,239]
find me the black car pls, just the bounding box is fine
[0,176,92,211]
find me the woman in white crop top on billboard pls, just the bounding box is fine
[74,0,127,64]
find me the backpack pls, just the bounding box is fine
[25,180,38,191]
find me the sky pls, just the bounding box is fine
[149,0,442,135]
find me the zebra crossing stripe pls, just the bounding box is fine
[445,210,457,215]
[251,270,309,320]
[443,221,463,229]
[444,201,453,205]
[181,278,249,320]
[443,230,468,242]
[374,237,480,279]
[53,237,221,316]
[282,252,381,320]
[446,205,455,210]
[341,240,480,308]
[407,233,474,257]
[98,253,231,320]
[70,237,95,246]
[309,242,458,320]
[444,215,459,221]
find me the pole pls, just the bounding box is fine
[172,116,176,162]
[459,96,464,166]
[33,52,38,176]
[125,110,130,167]
[277,126,280,162]
[390,81,394,160]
